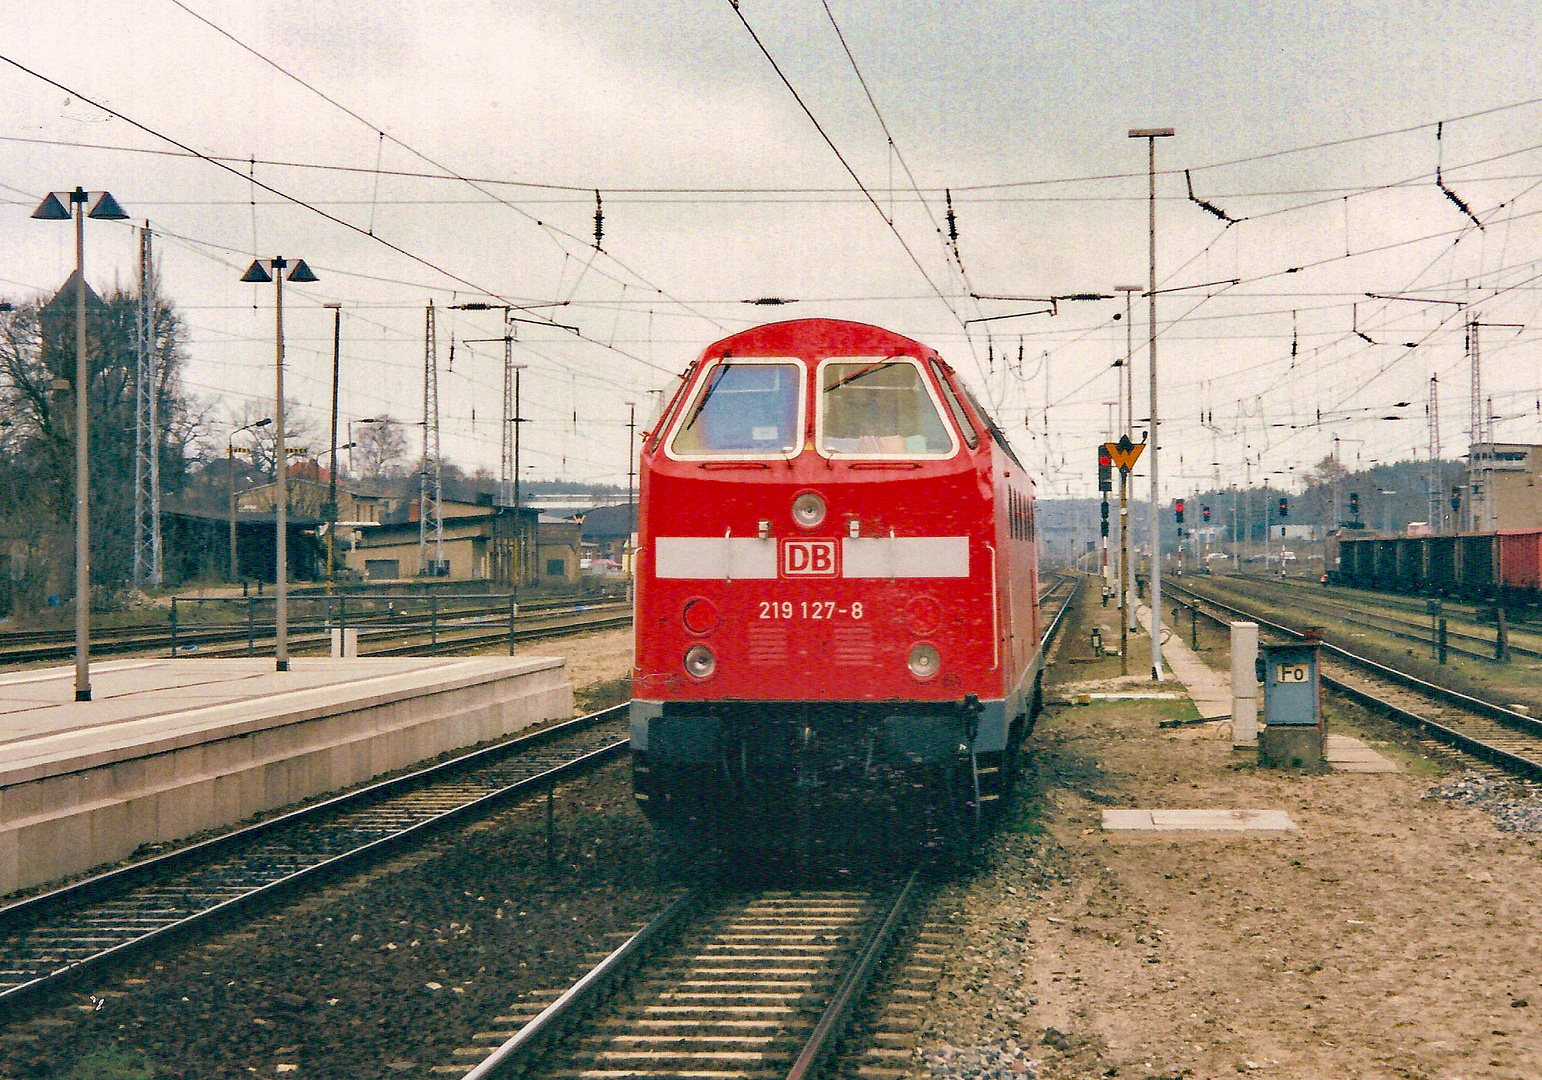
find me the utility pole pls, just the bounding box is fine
[133,224,161,588]
[324,302,341,594]
[1130,126,1174,680]
[1427,374,1442,531]
[502,314,516,507]
[1465,318,1522,531]
[626,401,637,600]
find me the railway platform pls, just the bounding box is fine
[0,656,572,896]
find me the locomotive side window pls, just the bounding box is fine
[929,360,979,449]
[817,358,956,457]
[668,360,803,457]
[647,363,696,453]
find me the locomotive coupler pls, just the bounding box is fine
[962,693,983,744]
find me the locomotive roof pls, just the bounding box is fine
[702,318,937,360]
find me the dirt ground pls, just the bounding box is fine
[531,627,632,706]
[920,586,1542,1080]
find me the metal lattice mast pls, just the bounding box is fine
[1427,374,1442,530]
[1467,317,1480,532]
[499,312,515,507]
[419,300,443,573]
[132,224,161,587]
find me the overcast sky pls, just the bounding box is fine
[5,1,1542,501]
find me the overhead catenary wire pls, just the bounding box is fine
[724,0,991,390]
[163,0,726,333]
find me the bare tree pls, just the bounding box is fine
[221,399,321,479]
[354,414,410,481]
[0,288,199,603]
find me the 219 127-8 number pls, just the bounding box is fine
[757,600,864,620]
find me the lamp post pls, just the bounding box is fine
[229,418,272,581]
[241,256,319,672]
[1129,127,1174,680]
[33,187,129,702]
[322,302,342,594]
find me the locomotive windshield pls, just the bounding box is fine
[669,360,802,456]
[818,358,956,456]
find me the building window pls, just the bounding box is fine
[546,559,565,576]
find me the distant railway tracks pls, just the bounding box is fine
[452,872,921,1080]
[1166,578,1542,781]
[0,706,629,1013]
[0,597,631,665]
[1196,575,1542,664]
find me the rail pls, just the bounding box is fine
[460,870,925,1080]
[786,868,921,1080]
[0,596,631,664]
[460,890,703,1080]
[1165,579,1542,780]
[0,705,630,1011]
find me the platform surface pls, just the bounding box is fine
[1325,733,1398,772]
[1,656,571,895]
[1138,605,1233,720]
[0,656,561,786]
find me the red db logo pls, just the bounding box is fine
[781,539,838,577]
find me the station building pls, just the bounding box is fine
[1469,442,1542,532]
[343,498,541,584]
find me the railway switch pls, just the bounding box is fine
[1257,638,1324,768]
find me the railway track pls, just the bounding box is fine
[454,872,920,1080]
[0,599,631,664]
[1197,575,1541,663]
[1166,579,1542,781]
[0,705,630,1013]
[448,578,1077,1077]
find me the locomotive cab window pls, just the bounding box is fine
[817,358,956,457]
[668,359,804,458]
[929,359,979,449]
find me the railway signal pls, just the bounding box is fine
[1097,447,1112,492]
[1279,496,1288,519]
[1100,497,1110,537]
[1202,504,1211,523]
[1349,492,1360,519]
[1451,484,1461,513]
[1175,498,1185,524]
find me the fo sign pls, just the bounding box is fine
[781,539,838,577]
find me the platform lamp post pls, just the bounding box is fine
[322,302,343,595]
[34,187,129,702]
[241,256,320,672]
[229,418,272,581]
[1129,127,1174,680]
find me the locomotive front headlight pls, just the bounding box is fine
[684,644,717,680]
[907,643,941,680]
[682,598,719,635]
[791,491,826,529]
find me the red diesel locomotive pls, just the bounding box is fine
[630,319,1043,847]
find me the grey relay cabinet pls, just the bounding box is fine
[1258,638,1325,767]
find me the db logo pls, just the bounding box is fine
[781,539,838,577]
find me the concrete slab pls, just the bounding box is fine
[0,657,572,896]
[1138,607,1231,720]
[1101,808,1297,832]
[1325,733,1397,773]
